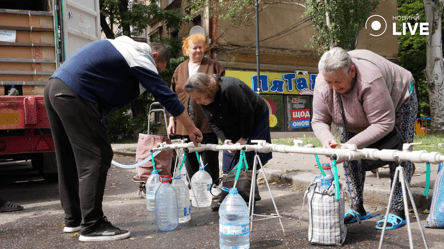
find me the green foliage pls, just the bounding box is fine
[397,0,429,118]
[151,37,188,84]
[106,104,159,142]
[101,0,183,37]
[185,0,255,26]
[304,0,380,54]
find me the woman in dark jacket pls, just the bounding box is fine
[184,73,272,211]
[184,73,272,173]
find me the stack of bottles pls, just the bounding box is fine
[155,175,179,231]
[190,166,213,207]
[172,174,191,223]
[145,169,162,211]
[219,187,250,249]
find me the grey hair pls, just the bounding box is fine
[318,47,352,75]
[184,73,219,99]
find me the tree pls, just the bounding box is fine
[304,0,380,54]
[99,0,183,139]
[424,0,444,133]
[398,0,428,119]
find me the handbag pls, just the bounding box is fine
[217,151,261,204]
[337,92,403,171]
[133,134,175,181]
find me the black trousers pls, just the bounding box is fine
[176,133,220,183]
[44,78,113,234]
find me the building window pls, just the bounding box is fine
[170,30,179,40]
[261,94,284,132]
[286,95,313,132]
[193,15,202,27]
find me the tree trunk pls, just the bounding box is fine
[119,0,131,36]
[424,0,444,133]
[99,0,115,39]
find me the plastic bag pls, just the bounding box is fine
[426,163,444,228]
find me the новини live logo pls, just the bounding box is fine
[365,14,429,37]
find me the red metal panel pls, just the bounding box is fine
[0,96,50,129]
[0,135,54,155]
[25,97,37,125]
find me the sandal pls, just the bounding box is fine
[344,209,371,224]
[376,213,406,230]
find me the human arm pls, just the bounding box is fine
[311,77,337,148]
[131,67,202,145]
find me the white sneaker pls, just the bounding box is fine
[63,226,81,233]
[78,217,130,242]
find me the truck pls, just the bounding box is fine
[0,0,101,181]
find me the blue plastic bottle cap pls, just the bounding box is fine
[229,188,238,194]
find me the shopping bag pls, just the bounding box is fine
[305,178,347,246]
[133,134,174,181]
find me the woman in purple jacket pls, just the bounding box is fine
[312,47,418,230]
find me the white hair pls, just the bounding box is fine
[318,47,352,75]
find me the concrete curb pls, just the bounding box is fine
[262,169,432,210]
[113,150,136,157]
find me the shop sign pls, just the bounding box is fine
[225,71,318,95]
[290,109,310,121]
[290,119,311,129]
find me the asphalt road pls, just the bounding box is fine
[0,155,442,249]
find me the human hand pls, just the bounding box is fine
[323,138,338,149]
[188,128,203,146]
[167,120,175,137]
[228,138,247,154]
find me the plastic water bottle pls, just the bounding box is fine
[321,163,334,179]
[145,169,161,211]
[320,177,331,192]
[190,167,212,207]
[155,175,179,231]
[172,174,191,223]
[219,187,250,249]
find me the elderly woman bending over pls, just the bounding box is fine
[184,73,273,209]
[312,47,418,230]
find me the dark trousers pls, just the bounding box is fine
[44,78,113,234]
[0,197,6,206]
[176,133,220,183]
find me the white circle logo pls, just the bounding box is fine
[365,15,387,37]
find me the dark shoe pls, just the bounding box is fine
[79,217,130,242]
[211,202,220,212]
[0,201,23,212]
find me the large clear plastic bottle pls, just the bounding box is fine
[145,169,161,211]
[155,175,179,231]
[320,177,332,192]
[219,187,250,249]
[190,167,213,207]
[171,174,191,223]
